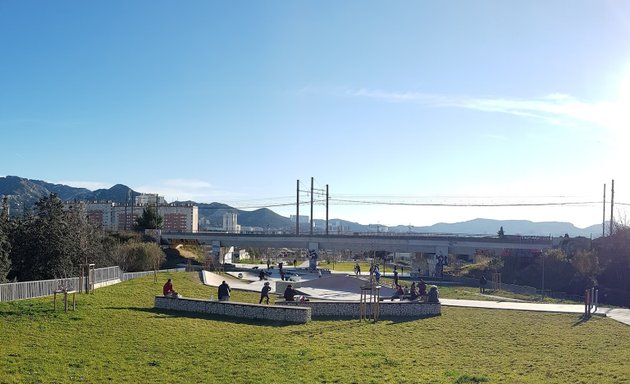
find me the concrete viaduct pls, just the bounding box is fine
[161,232,555,256]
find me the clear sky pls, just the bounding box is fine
[1,1,629,229]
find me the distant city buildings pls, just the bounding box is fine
[290,215,310,224]
[327,220,351,234]
[134,193,166,206]
[223,212,240,233]
[65,197,198,232]
[368,224,389,233]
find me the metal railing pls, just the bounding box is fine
[0,266,186,302]
[122,268,184,281]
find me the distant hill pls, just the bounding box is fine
[389,218,601,238]
[0,176,601,236]
[0,176,139,214]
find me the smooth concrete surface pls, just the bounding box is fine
[200,270,630,326]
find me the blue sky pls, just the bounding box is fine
[1,1,629,229]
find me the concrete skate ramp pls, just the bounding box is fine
[225,271,261,281]
[202,271,276,293]
[299,275,395,296]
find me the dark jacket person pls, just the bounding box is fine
[218,281,231,301]
[283,284,296,301]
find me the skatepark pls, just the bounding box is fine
[199,263,630,326]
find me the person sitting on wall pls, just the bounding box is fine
[409,282,419,300]
[162,279,178,297]
[391,284,405,301]
[418,279,427,299]
[218,281,231,301]
[284,284,297,301]
[427,286,440,304]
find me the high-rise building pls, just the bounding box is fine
[223,212,240,233]
[66,201,198,232]
[135,193,166,206]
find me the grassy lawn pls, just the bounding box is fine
[1,272,629,384]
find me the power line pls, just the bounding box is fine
[329,198,601,207]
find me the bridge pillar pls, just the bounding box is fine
[211,241,221,260]
[308,242,319,270]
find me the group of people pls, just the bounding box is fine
[390,279,439,303]
[164,267,441,306]
[163,279,232,301]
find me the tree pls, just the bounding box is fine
[0,197,11,282]
[7,194,119,281]
[116,242,165,272]
[571,249,600,286]
[497,226,505,238]
[134,206,163,231]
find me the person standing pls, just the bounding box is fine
[218,280,231,301]
[374,265,381,284]
[393,269,399,287]
[259,282,272,304]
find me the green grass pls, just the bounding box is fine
[1,272,629,383]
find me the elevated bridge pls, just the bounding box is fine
[161,232,555,256]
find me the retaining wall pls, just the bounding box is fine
[154,296,311,324]
[276,300,441,318]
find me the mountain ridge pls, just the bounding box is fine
[0,175,601,236]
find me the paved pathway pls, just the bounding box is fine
[439,298,630,326]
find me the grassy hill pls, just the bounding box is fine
[0,272,628,383]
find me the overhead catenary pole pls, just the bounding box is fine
[602,183,606,238]
[610,179,615,236]
[310,177,314,235]
[325,184,329,236]
[296,179,300,235]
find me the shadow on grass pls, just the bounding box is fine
[572,314,593,326]
[382,314,441,324]
[0,301,57,317]
[105,306,296,327]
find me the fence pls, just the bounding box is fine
[444,275,538,295]
[0,266,186,302]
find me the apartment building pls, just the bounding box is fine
[66,201,198,232]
